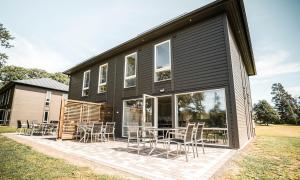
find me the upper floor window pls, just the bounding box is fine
[45,91,51,106]
[154,40,171,82]
[124,52,137,88]
[98,63,108,93]
[82,70,90,96]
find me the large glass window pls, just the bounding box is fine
[122,99,143,136]
[122,98,155,137]
[176,89,228,145]
[124,53,137,88]
[82,70,90,96]
[98,64,108,93]
[154,40,171,82]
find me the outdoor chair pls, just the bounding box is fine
[30,121,43,136]
[127,123,143,154]
[90,122,105,142]
[194,122,205,156]
[103,122,115,141]
[77,122,94,143]
[16,120,27,135]
[25,120,33,135]
[168,123,196,162]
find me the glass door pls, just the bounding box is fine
[142,94,157,128]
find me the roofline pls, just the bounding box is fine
[14,81,69,92]
[64,0,256,76]
[0,81,69,93]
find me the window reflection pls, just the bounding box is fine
[177,89,228,145]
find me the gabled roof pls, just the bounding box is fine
[13,78,69,92]
[64,0,256,76]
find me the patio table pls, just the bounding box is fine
[203,128,228,143]
[146,127,184,156]
[77,124,93,142]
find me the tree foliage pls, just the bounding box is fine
[0,65,69,86]
[253,100,280,125]
[271,83,299,124]
[0,23,14,67]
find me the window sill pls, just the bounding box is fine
[154,79,171,83]
[124,86,136,89]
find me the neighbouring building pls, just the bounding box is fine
[0,78,68,127]
[64,0,256,149]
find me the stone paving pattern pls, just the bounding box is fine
[4,134,235,180]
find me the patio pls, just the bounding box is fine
[4,133,235,180]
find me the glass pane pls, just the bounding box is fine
[177,89,228,145]
[145,98,154,126]
[125,78,136,87]
[83,71,90,88]
[123,100,143,136]
[156,70,171,81]
[82,89,89,96]
[98,84,107,93]
[100,65,107,84]
[156,41,170,70]
[126,55,136,77]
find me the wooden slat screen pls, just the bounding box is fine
[57,99,112,140]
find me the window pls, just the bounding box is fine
[122,99,143,136]
[45,91,51,106]
[43,111,49,123]
[82,70,90,96]
[176,88,228,145]
[98,64,108,93]
[124,52,137,88]
[154,40,171,82]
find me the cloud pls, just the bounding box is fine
[286,86,300,98]
[5,34,71,73]
[255,50,300,78]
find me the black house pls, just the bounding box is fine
[64,0,256,149]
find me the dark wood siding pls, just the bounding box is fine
[173,15,228,92]
[227,21,254,148]
[67,14,252,148]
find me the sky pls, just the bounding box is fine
[1,0,300,104]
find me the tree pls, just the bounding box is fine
[0,23,14,67]
[253,100,280,125]
[0,65,69,86]
[271,83,297,124]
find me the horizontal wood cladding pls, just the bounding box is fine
[173,15,228,92]
[228,24,253,148]
[68,14,232,138]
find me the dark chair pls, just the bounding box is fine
[103,122,115,141]
[16,120,26,135]
[90,122,104,142]
[169,123,196,162]
[194,122,205,156]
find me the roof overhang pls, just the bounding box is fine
[64,0,256,76]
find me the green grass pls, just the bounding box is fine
[0,135,121,179]
[233,125,300,180]
[0,126,17,133]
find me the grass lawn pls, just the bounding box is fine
[0,127,121,179]
[0,126,17,133]
[225,125,300,179]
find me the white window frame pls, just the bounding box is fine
[124,52,137,88]
[43,111,49,123]
[45,91,51,106]
[154,39,172,82]
[174,88,229,147]
[122,98,142,137]
[82,70,90,96]
[98,63,108,93]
